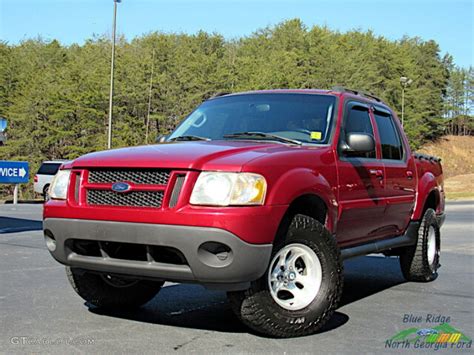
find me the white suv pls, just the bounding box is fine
[34,161,68,200]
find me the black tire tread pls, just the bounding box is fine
[66,267,162,309]
[228,214,343,338]
[43,184,50,201]
[400,208,439,282]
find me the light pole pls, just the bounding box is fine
[145,49,155,144]
[400,76,413,127]
[107,0,121,149]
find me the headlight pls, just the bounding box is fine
[190,172,266,206]
[49,170,71,200]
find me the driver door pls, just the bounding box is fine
[336,102,387,246]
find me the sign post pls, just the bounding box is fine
[0,161,29,204]
[13,184,18,204]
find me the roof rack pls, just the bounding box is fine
[332,86,383,103]
[209,92,231,99]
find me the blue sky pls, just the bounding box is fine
[0,0,472,67]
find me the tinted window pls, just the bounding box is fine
[343,105,375,158]
[168,94,336,144]
[37,163,62,175]
[374,112,403,160]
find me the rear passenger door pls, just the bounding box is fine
[373,107,416,235]
[336,101,387,245]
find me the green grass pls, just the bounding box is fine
[445,191,474,200]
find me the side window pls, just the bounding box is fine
[343,105,376,158]
[374,111,403,160]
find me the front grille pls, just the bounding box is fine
[87,190,164,208]
[169,175,185,208]
[89,169,170,185]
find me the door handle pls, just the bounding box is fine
[406,171,414,180]
[369,169,384,179]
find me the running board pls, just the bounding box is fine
[340,221,420,260]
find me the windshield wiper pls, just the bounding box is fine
[223,131,302,145]
[168,135,210,142]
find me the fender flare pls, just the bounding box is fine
[412,172,440,220]
[266,168,338,232]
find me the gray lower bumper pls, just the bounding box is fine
[43,218,272,290]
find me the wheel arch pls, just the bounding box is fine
[43,183,51,196]
[263,167,337,245]
[273,193,332,247]
[413,171,442,220]
[423,190,440,214]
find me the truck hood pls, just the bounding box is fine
[71,141,305,171]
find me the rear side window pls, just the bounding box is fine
[37,163,62,175]
[343,105,376,158]
[374,111,403,160]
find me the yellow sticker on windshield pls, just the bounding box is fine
[310,131,322,140]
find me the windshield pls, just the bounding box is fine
[168,93,336,144]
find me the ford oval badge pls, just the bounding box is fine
[111,182,131,193]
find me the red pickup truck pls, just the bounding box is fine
[43,89,445,337]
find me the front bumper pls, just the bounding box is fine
[43,218,272,290]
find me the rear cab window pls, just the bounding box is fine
[37,163,62,175]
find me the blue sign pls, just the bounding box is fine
[0,161,29,184]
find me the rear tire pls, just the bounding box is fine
[228,214,343,338]
[43,184,50,201]
[400,208,440,282]
[66,267,163,309]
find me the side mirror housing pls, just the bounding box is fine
[156,134,168,143]
[341,133,375,153]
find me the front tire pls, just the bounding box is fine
[66,267,163,309]
[400,208,440,282]
[228,214,343,338]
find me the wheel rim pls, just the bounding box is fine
[427,225,437,267]
[267,243,322,311]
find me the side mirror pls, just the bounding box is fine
[341,133,375,153]
[156,134,168,143]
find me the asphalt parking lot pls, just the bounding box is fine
[0,201,473,354]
